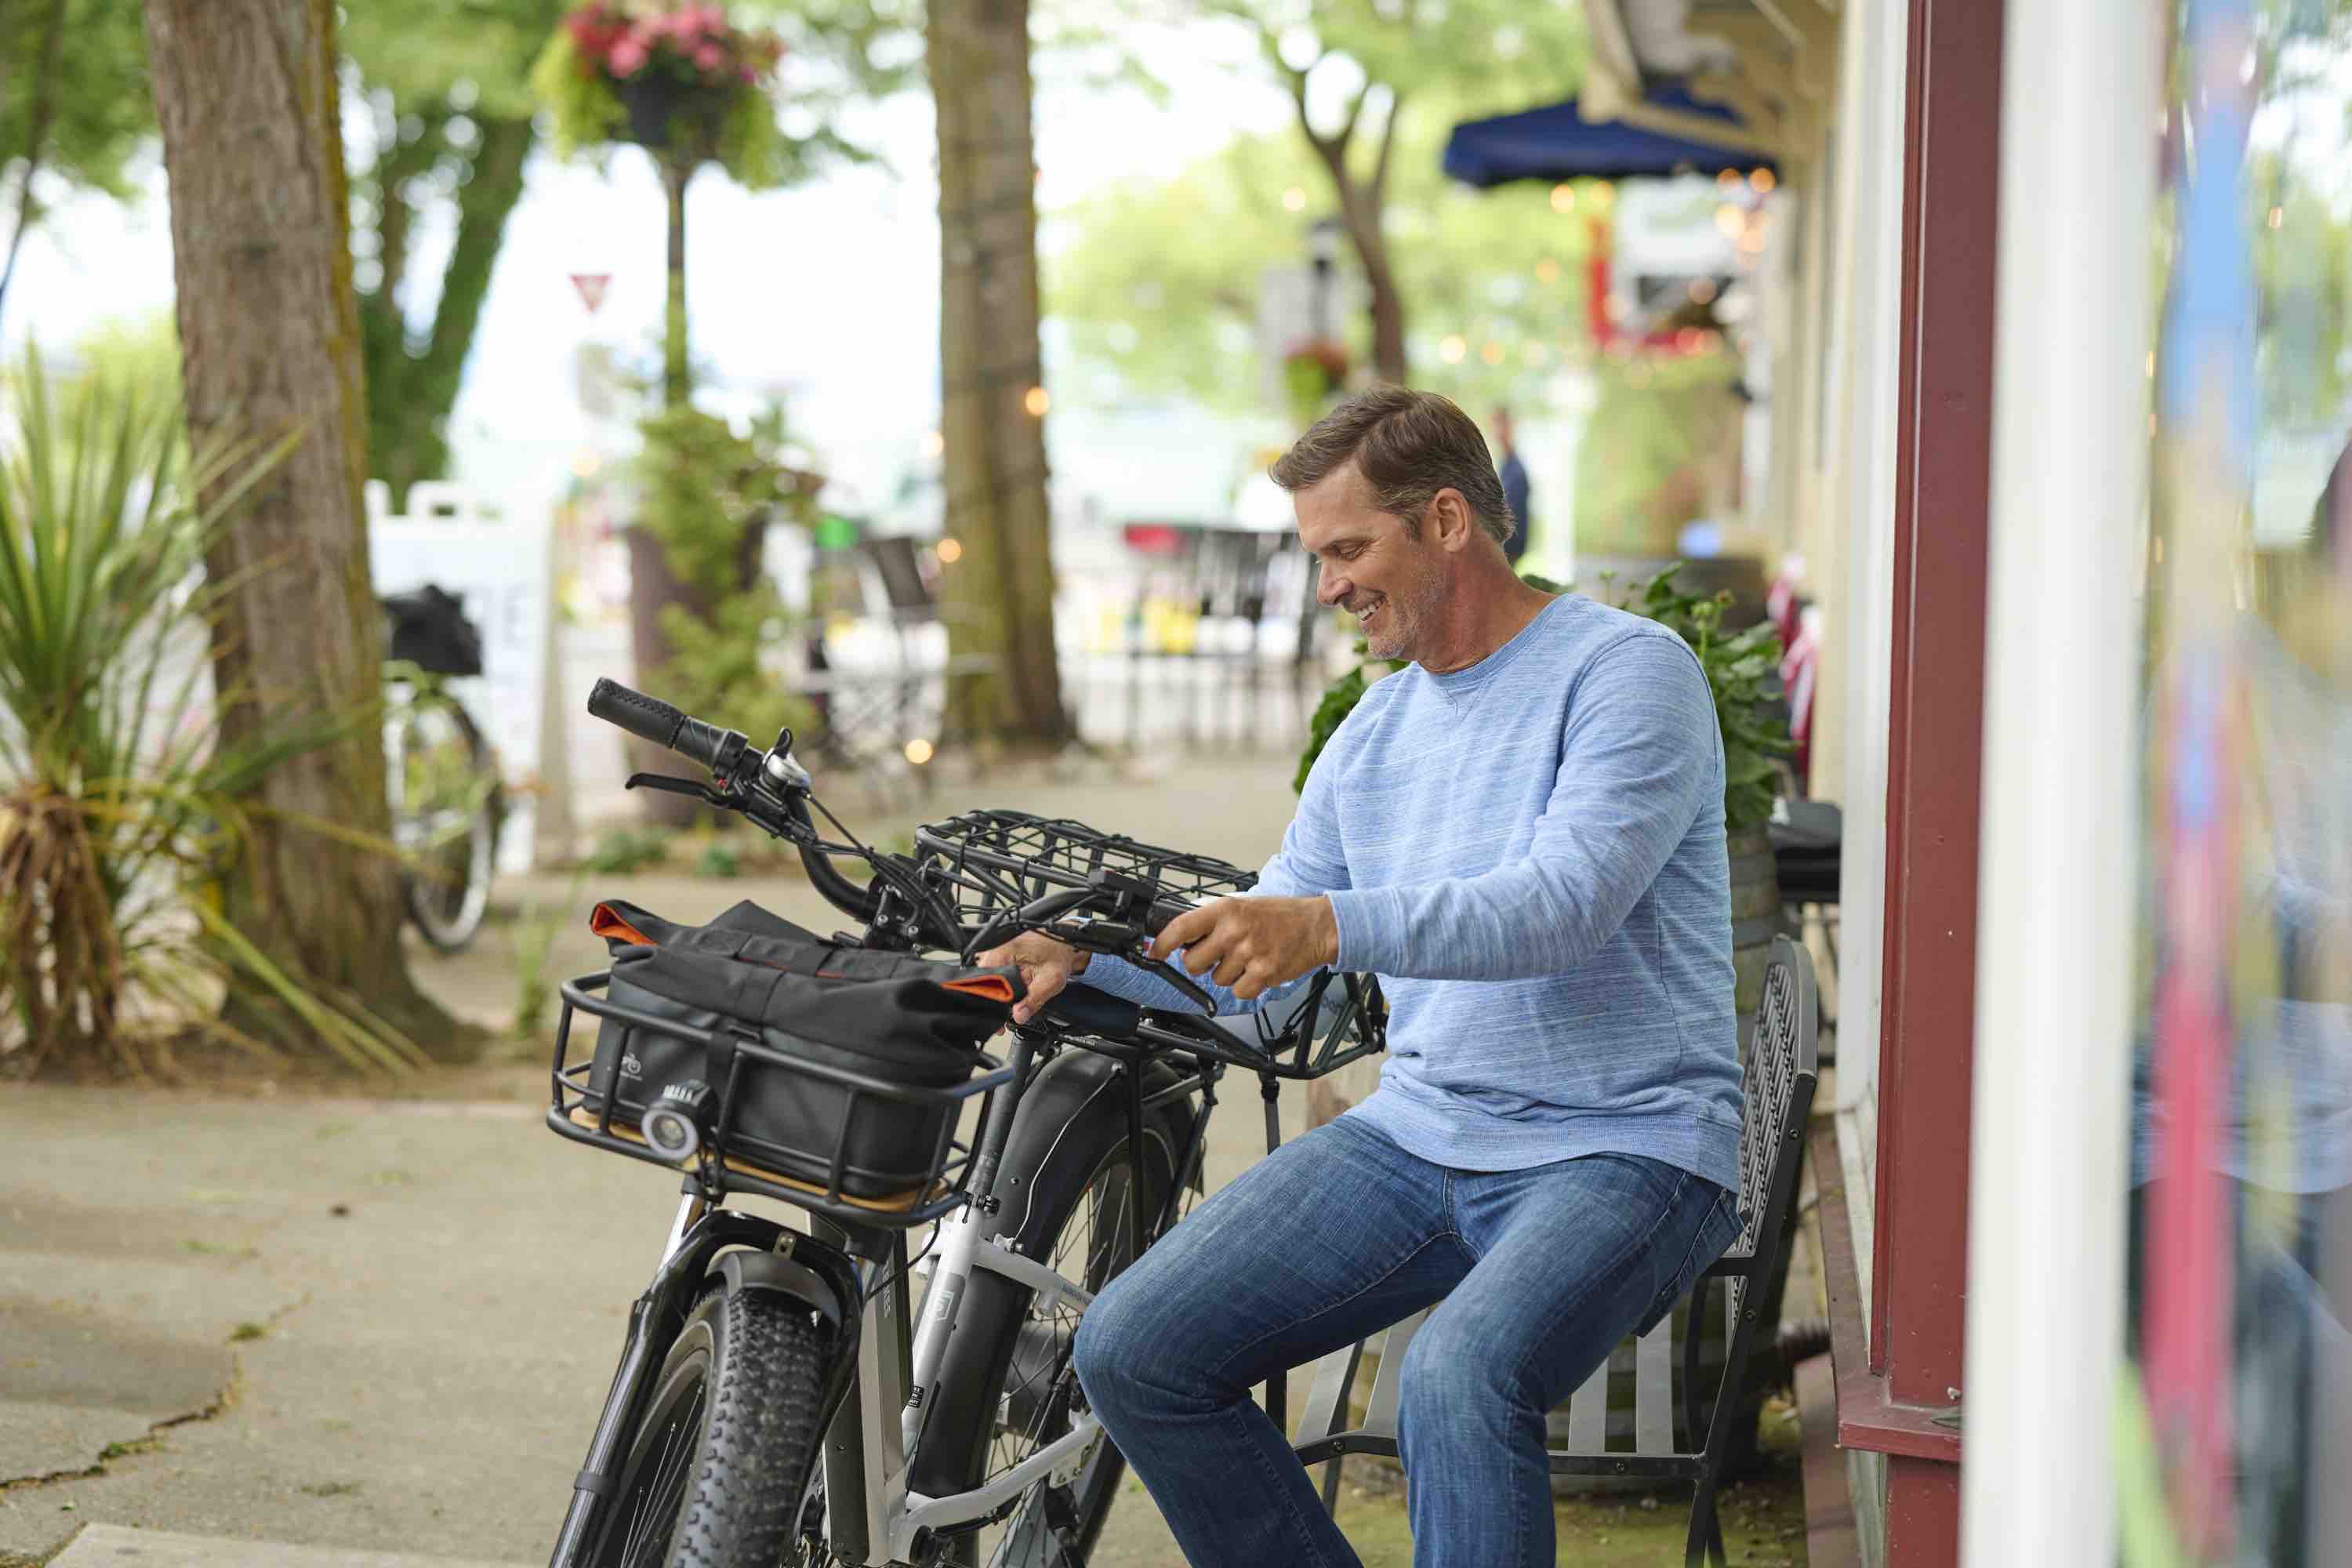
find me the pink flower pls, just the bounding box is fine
[695,5,727,31]
[694,42,723,70]
[738,65,755,82]
[608,35,648,75]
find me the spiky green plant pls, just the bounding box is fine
[0,349,426,1078]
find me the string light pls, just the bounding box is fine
[1717,169,1740,190]
[1535,259,1561,284]
[1751,168,1777,194]
[1550,183,1576,213]
[1714,205,1744,238]
[904,738,935,765]
[1439,335,1467,364]
[1024,386,1050,416]
[1479,339,1504,365]
[921,430,944,458]
[1688,278,1718,303]
[936,537,964,564]
[570,448,601,477]
[2267,206,2284,229]
[1283,186,1307,212]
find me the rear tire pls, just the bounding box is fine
[587,1284,828,1568]
[911,1058,1192,1567]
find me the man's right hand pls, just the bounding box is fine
[975,930,1090,1025]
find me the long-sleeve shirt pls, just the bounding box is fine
[1082,592,1744,1189]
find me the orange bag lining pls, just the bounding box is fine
[943,975,1016,1004]
[590,904,655,946]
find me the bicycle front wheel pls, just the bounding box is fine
[587,1285,828,1568]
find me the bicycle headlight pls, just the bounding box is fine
[645,1079,714,1162]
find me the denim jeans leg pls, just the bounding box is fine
[1396,1153,1737,1568]
[1073,1115,1467,1568]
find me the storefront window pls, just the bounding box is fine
[2125,2,2352,1563]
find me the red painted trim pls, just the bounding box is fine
[1869,0,2003,1409]
[1813,1123,1964,1465]
[1887,1454,1963,1568]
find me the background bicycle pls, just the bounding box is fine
[382,585,504,953]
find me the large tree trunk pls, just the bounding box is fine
[143,0,466,1058]
[930,0,1067,749]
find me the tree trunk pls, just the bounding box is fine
[929,0,1067,749]
[143,0,466,1058]
[358,109,533,501]
[662,158,691,408]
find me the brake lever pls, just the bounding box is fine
[625,771,729,808]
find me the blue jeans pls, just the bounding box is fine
[1073,1113,1740,1567]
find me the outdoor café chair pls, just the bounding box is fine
[1288,935,1821,1568]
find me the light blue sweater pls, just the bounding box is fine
[1085,592,1745,1192]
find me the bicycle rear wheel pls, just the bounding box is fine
[387,692,496,951]
[587,1284,828,1568]
[912,1057,1192,1567]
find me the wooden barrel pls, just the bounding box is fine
[1727,822,1784,1061]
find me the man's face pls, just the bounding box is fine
[1296,464,1445,662]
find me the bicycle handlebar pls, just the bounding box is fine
[583,677,882,927]
[586,678,739,775]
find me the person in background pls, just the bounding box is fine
[1493,405,1531,566]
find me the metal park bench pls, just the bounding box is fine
[1287,935,1821,1567]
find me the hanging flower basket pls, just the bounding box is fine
[533,3,791,183]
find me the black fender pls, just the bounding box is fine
[713,1247,857,1334]
[985,1047,1198,1253]
[905,1046,1199,1497]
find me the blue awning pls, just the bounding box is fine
[1443,87,1776,188]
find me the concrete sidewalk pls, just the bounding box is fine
[0,753,1318,1566]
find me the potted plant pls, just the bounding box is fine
[535,4,788,172]
[532,5,792,405]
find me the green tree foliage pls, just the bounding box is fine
[0,0,155,328]
[1051,126,1600,416]
[1192,0,1586,383]
[342,1,568,501]
[1572,349,1747,556]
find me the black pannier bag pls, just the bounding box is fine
[579,899,1019,1200]
[380,584,485,678]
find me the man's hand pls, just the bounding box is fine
[1146,895,1339,1003]
[975,931,1090,1025]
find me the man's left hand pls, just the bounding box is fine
[1146,895,1340,1002]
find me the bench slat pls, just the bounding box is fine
[1561,1353,1611,1455]
[1635,1320,1674,1454]
[1293,1339,1363,1446]
[1360,1310,1427,1438]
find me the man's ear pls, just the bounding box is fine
[1428,488,1477,553]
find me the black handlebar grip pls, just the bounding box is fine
[586,678,686,750]
[586,678,731,772]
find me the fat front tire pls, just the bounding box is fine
[589,1284,828,1568]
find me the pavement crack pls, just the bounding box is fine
[0,1290,310,1493]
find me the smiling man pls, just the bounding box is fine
[978,386,1744,1568]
